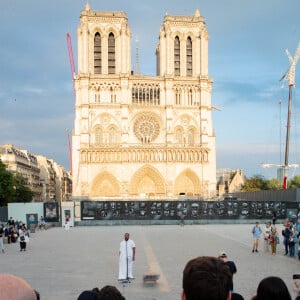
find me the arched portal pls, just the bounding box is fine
[174,169,201,195]
[129,165,166,196]
[90,172,121,196]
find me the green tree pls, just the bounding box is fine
[289,175,300,189]
[266,178,281,190]
[0,159,33,206]
[0,160,15,205]
[241,175,268,191]
[12,173,34,203]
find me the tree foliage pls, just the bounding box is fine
[241,175,268,191]
[0,160,15,205]
[241,174,300,191]
[289,175,300,189]
[266,178,282,190]
[0,160,34,206]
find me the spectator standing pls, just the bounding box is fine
[290,226,299,257]
[269,226,278,255]
[4,224,11,244]
[7,216,15,226]
[0,224,5,253]
[98,285,125,300]
[0,273,37,300]
[218,251,237,291]
[19,225,28,252]
[77,290,100,300]
[252,222,262,253]
[251,276,291,300]
[282,220,292,255]
[297,219,300,233]
[65,215,70,231]
[181,256,232,300]
[263,222,272,252]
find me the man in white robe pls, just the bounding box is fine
[118,232,136,280]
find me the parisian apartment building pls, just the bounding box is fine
[0,143,72,202]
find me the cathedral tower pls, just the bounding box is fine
[72,5,216,200]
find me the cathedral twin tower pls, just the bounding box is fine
[72,4,216,200]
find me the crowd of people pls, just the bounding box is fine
[0,217,31,253]
[252,218,300,258]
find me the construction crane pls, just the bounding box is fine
[66,33,76,177]
[66,128,72,175]
[66,33,76,95]
[261,42,300,188]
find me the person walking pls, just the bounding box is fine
[118,232,136,281]
[252,222,262,253]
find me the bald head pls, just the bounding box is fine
[0,274,37,300]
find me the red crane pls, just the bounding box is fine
[66,32,76,95]
[66,33,75,176]
[66,128,72,175]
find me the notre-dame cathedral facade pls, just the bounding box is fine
[72,4,216,200]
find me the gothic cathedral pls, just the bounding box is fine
[72,4,217,200]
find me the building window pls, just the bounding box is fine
[188,129,194,145]
[94,32,102,74]
[108,33,115,74]
[95,127,103,144]
[110,87,116,103]
[174,36,180,76]
[109,127,117,144]
[186,37,192,76]
[175,88,181,105]
[175,128,183,144]
[188,88,193,106]
[94,93,100,103]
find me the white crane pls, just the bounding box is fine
[261,42,300,188]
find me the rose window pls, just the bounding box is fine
[134,114,160,143]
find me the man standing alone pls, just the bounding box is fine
[252,221,262,253]
[118,232,136,281]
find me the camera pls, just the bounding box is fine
[293,274,300,279]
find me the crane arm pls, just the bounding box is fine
[66,33,76,95]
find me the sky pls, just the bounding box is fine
[0,0,300,180]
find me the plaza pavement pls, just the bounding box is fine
[1,223,300,300]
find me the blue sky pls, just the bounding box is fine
[0,0,300,180]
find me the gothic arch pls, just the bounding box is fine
[129,165,166,196]
[90,171,121,197]
[174,169,201,195]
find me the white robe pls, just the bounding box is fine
[118,239,135,279]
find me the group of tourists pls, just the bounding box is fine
[252,217,300,258]
[0,217,30,253]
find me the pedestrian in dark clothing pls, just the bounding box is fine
[218,251,237,291]
[272,211,277,225]
[282,220,292,255]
